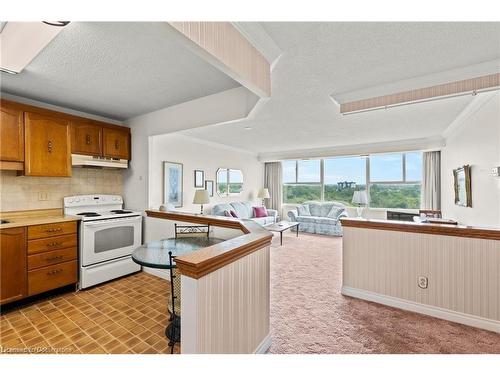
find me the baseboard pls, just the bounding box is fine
[341,286,500,334]
[254,334,272,354]
[143,267,170,281]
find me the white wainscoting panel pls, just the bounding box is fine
[342,227,500,330]
[181,245,271,353]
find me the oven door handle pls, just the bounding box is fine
[83,216,142,227]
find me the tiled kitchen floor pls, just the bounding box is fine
[0,272,178,354]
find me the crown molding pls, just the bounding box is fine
[258,136,445,162]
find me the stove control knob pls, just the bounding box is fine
[75,198,80,203]
[68,198,74,203]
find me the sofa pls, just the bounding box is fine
[212,201,278,226]
[287,201,348,236]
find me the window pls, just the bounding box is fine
[368,152,422,209]
[324,156,366,206]
[282,159,321,204]
[297,160,321,183]
[282,152,423,209]
[282,160,297,183]
[370,154,403,181]
[368,183,421,209]
[217,168,244,196]
[283,185,322,203]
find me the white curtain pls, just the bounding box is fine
[264,162,282,212]
[421,151,441,210]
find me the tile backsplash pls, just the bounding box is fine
[0,168,123,212]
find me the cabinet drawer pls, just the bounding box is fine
[28,247,77,270]
[28,260,77,296]
[27,233,77,254]
[28,221,77,240]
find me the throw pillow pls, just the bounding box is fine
[297,204,311,216]
[327,206,346,219]
[253,206,268,218]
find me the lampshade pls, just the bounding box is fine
[257,188,270,199]
[352,190,368,205]
[193,189,210,204]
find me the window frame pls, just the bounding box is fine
[283,159,324,200]
[282,152,422,209]
[216,168,244,197]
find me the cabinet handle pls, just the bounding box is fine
[46,255,63,262]
[86,134,91,145]
[45,228,62,233]
[46,269,63,276]
[47,140,53,153]
[115,139,119,149]
[47,242,62,247]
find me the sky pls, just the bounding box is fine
[283,152,422,184]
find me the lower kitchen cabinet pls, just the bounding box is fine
[0,227,27,305]
[28,260,78,296]
[0,220,79,305]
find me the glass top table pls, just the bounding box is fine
[131,236,225,269]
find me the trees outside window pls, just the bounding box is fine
[282,152,422,209]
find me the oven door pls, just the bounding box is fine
[81,215,142,266]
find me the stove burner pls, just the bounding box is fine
[77,212,101,217]
[110,210,132,214]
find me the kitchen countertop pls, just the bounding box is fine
[0,208,81,229]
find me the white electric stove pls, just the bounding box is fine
[63,194,142,289]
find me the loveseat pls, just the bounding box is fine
[287,201,348,236]
[212,201,278,226]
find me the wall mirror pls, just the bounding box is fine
[453,165,472,207]
[217,168,244,196]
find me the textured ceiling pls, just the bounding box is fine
[182,22,500,153]
[0,22,240,120]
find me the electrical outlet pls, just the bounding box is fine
[418,276,428,289]
[38,192,48,201]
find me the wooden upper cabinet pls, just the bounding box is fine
[0,102,24,162]
[70,120,102,156]
[0,227,27,305]
[103,127,130,160]
[24,112,71,177]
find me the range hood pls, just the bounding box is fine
[72,154,128,169]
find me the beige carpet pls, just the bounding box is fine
[268,231,500,354]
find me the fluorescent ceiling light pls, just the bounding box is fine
[0,21,69,74]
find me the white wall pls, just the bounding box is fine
[148,133,263,213]
[123,87,259,212]
[441,92,500,228]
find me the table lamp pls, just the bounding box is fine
[257,188,270,206]
[193,189,210,214]
[352,190,368,218]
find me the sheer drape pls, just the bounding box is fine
[421,151,441,210]
[264,162,282,212]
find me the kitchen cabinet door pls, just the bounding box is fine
[0,227,27,305]
[0,102,24,162]
[103,128,130,160]
[70,120,102,156]
[24,112,71,176]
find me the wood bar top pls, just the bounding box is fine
[340,217,500,241]
[145,210,273,279]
